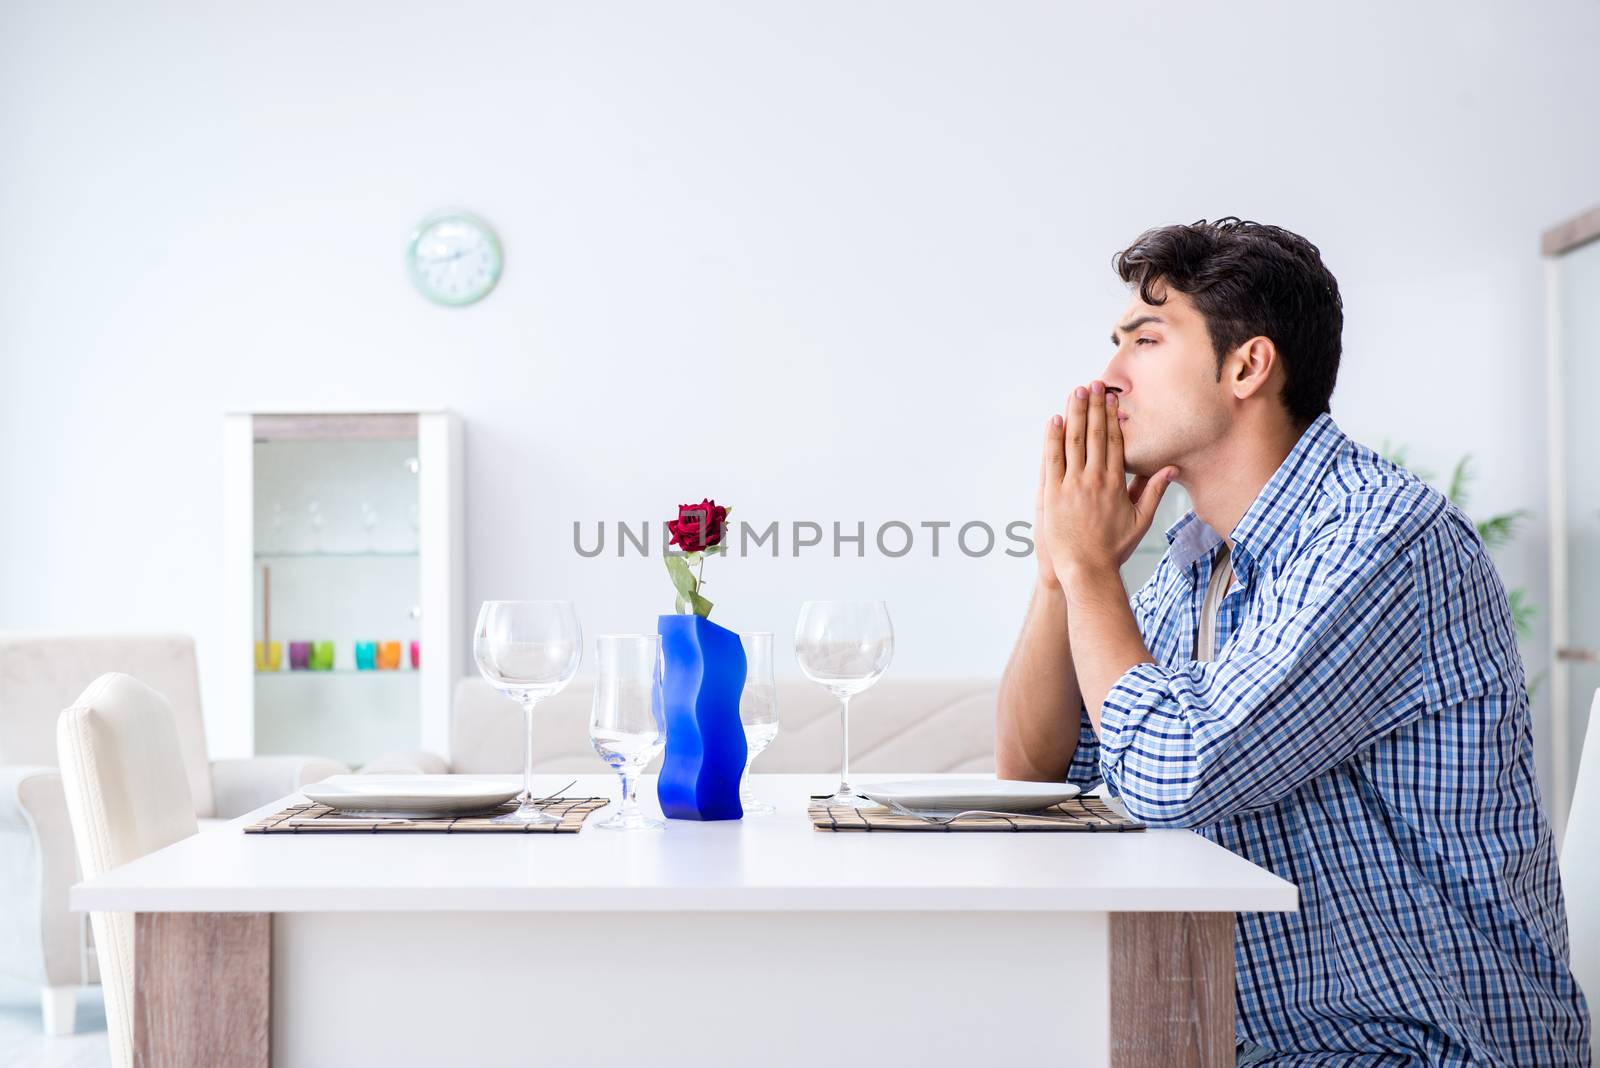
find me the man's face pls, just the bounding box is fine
[1099,283,1233,479]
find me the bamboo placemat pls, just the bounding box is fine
[244,796,610,834]
[809,795,1144,833]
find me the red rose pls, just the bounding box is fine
[668,499,727,553]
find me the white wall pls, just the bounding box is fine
[3,2,1598,786]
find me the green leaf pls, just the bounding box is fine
[1446,455,1473,510]
[1378,439,1435,485]
[674,595,687,615]
[1476,510,1530,553]
[1507,587,1537,641]
[664,554,697,599]
[689,591,714,618]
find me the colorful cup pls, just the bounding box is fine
[309,641,336,671]
[289,641,311,671]
[355,641,376,670]
[254,640,282,672]
[409,640,420,670]
[376,641,402,670]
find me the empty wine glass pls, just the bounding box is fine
[473,601,583,825]
[589,634,667,831]
[795,601,893,809]
[739,632,779,816]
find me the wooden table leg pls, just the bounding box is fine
[1110,911,1235,1068]
[134,912,270,1068]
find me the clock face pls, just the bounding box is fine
[406,213,502,306]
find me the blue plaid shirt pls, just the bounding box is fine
[1068,412,1590,1066]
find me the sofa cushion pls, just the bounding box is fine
[0,634,215,817]
[451,676,998,775]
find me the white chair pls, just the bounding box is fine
[1560,686,1600,1059]
[364,675,1002,775]
[0,633,346,1034]
[57,672,201,1068]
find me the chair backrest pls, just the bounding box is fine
[451,675,999,775]
[57,672,200,1068]
[0,634,215,817]
[1561,685,1600,1052]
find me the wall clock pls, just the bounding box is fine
[406,211,502,306]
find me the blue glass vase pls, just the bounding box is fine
[656,614,748,821]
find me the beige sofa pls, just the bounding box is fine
[0,634,347,1035]
[365,676,1002,776]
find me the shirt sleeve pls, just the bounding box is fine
[1065,702,1101,788]
[1096,491,1436,828]
[1066,566,1166,790]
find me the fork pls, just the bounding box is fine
[875,796,1079,825]
[533,779,580,804]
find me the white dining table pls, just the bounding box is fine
[72,773,1297,1068]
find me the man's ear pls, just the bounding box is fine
[1227,336,1279,401]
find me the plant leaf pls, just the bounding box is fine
[1446,455,1473,510]
[689,591,713,618]
[1476,510,1529,553]
[1507,586,1536,641]
[665,554,697,598]
[1378,439,1434,484]
[674,595,687,615]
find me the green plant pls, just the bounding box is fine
[1380,442,1541,697]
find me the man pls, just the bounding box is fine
[997,217,1591,1065]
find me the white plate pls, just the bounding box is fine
[859,778,1081,813]
[300,777,521,818]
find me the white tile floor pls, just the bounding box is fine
[0,979,109,1068]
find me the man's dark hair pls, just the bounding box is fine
[1112,217,1343,426]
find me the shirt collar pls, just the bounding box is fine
[1163,412,1346,577]
[1164,510,1221,573]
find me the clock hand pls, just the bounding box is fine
[422,246,474,265]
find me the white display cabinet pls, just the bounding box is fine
[221,411,462,766]
[1544,204,1600,842]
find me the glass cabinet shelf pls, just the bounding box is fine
[255,670,420,677]
[254,550,420,559]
